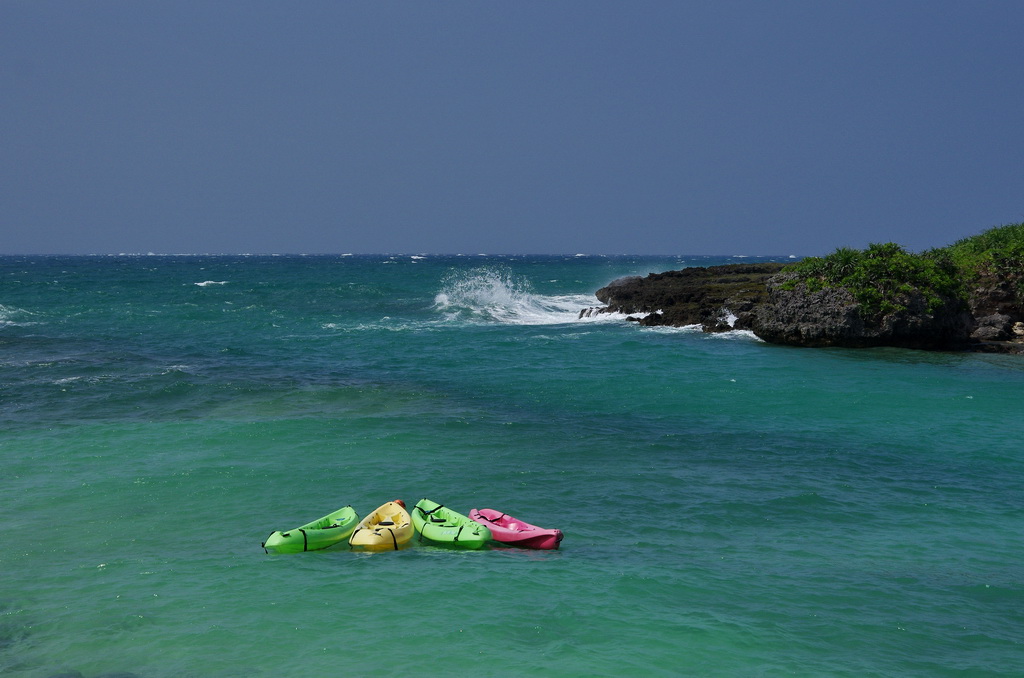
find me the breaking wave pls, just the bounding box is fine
[0,304,38,327]
[433,267,616,326]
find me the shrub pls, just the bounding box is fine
[936,222,1024,284]
[784,242,966,320]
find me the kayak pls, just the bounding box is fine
[412,498,491,549]
[469,508,563,550]
[262,505,359,553]
[349,500,414,551]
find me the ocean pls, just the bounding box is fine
[1,254,1021,677]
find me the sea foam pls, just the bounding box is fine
[433,267,619,326]
[0,304,37,327]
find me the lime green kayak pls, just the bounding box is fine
[262,505,359,553]
[412,498,491,549]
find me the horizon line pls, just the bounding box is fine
[0,252,806,259]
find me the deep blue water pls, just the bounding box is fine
[1,255,1022,677]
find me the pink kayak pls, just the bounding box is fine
[469,508,563,550]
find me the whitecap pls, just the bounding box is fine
[645,323,763,341]
[646,323,703,334]
[0,304,39,327]
[194,281,228,287]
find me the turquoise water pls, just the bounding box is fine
[2,255,1022,677]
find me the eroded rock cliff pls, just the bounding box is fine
[587,263,786,331]
[749,273,973,350]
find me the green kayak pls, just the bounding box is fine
[262,505,359,553]
[412,498,491,549]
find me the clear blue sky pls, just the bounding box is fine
[2,1,1022,255]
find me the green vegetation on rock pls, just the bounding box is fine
[783,241,965,319]
[936,222,1024,296]
[783,222,1024,322]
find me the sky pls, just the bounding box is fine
[2,1,1022,256]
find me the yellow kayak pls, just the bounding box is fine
[349,500,414,551]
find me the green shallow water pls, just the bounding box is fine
[1,255,1022,677]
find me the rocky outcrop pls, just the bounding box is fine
[585,263,786,331]
[966,270,1024,345]
[749,274,974,350]
[586,262,1023,352]
[972,313,1013,341]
